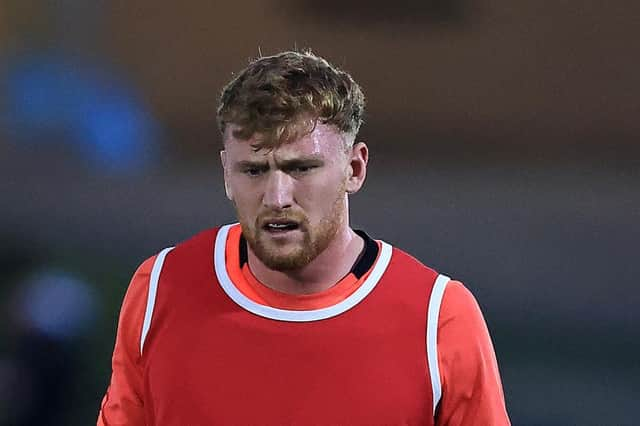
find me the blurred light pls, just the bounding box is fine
[3,52,161,174]
[15,269,98,340]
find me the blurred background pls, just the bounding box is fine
[1,0,638,424]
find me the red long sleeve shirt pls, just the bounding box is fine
[98,225,509,425]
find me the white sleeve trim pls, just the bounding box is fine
[427,274,450,415]
[140,247,174,355]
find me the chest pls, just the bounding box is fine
[143,302,433,425]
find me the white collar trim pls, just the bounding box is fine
[213,223,393,322]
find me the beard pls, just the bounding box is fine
[236,189,346,271]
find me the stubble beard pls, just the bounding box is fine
[237,189,347,272]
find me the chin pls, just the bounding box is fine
[259,250,313,271]
[250,236,314,271]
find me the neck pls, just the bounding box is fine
[247,223,364,295]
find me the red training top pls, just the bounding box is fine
[98,224,509,425]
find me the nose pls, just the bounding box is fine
[263,170,294,210]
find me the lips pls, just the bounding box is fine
[260,218,301,232]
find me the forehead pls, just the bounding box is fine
[224,123,346,161]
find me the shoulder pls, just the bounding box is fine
[125,228,221,273]
[385,243,440,280]
[137,226,231,283]
[158,226,227,264]
[121,227,226,344]
[382,243,482,314]
[441,280,480,314]
[370,241,447,299]
[172,226,223,253]
[121,255,156,309]
[438,280,493,354]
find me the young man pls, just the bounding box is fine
[98,51,510,425]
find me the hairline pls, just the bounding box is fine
[221,121,357,152]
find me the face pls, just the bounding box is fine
[221,123,367,271]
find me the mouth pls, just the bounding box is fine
[261,219,301,234]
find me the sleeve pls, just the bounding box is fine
[97,256,157,426]
[435,280,510,426]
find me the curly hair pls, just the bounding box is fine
[217,50,365,148]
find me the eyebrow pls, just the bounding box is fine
[276,157,325,169]
[233,160,269,172]
[233,156,324,171]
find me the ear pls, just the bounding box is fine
[220,150,233,201]
[345,142,368,194]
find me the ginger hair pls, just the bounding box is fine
[217,50,365,149]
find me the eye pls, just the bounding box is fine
[244,167,266,177]
[289,164,317,176]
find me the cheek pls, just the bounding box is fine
[296,175,346,217]
[228,181,262,214]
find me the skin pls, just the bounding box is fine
[221,122,369,295]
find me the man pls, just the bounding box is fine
[98,50,510,425]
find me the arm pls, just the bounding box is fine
[97,256,156,426]
[435,280,510,426]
